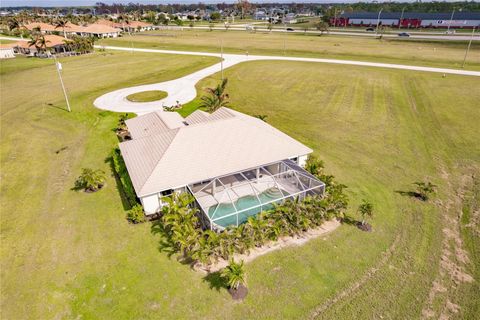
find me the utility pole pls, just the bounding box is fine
[375,8,383,35]
[447,8,455,33]
[462,26,476,68]
[399,7,405,30]
[220,38,224,80]
[333,8,337,28]
[53,55,71,112]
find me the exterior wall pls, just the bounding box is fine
[298,155,308,168]
[420,19,480,28]
[140,194,160,215]
[0,48,15,59]
[349,18,398,26]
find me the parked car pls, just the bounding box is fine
[286,27,294,31]
[445,30,456,34]
[366,27,375,31]
[398,32,410,37]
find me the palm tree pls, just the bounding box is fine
[222,259,246,290]
[254,114,268,122]
[75,168,106,192]
[200,78,230,112]
[413,181,437,201]
[7,17,22,37]
[55,18,68,38]
[358,199,374,225]
[36,35,50,55]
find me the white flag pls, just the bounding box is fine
[57,62,62,71]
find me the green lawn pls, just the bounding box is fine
[126,90,168,102]
[1,52,479,319]
[98,29,480,70]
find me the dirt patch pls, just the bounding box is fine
[421,168,475,319]
[229,284,248,301]
[195,219,341,273]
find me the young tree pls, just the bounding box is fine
[413,181,437,201]
[210,12,221,21]
[267,23,273,33]
[75,168,106,192]
[358,199,374,226]
[222,259,246,290]
[315,21,329,35]
[200,78,230,112]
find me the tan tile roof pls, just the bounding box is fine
[120,108,312,197]
[126,111,185,139]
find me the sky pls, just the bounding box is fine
[0,0,463,8]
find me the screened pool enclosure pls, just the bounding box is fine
[187,159,325,230]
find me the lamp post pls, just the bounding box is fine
[375,8,383,35]
[399,7,405,30]
[447,8,455,33]
[220,38,224,80]
[462,26,476,68]
[333,8,337,28]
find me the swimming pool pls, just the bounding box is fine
[208,187,287,228]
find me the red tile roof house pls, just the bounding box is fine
[119,108,325,230]
[97,19,154,32]
[23,22,122,38]
[12,35,72,56]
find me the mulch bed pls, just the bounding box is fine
[229,284,248,300]
[356,222,372,232]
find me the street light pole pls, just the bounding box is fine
[375,8,383,35]
[447,8,455,33]
[333,8,337,28]
[462,26,476,68]
[399,7,405,30]
[220,38,224,80]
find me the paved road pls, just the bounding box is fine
[188,26,479,41]
[93,45,480,115]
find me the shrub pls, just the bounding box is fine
[127,204,145,223]
[112,148,137,207]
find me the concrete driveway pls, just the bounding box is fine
[93,45,480,115]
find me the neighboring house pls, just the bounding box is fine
[283,13,297,24]
[96,19,154,32]
[119,108,324,230]
[23,21,122,38]
[254,10,268,20]
[13,35,72,56]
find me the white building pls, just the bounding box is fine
[120,108,324,229]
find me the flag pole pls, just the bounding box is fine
[53,55,71,112]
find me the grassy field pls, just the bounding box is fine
[126,90,168,102]
[1,51,479,319]
[98,29,480,70]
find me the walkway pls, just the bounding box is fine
[93,45,480,115]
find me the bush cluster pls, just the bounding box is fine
[127,204,145,224]
[112,147,138,207]
[156,157,349,266]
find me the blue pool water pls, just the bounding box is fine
[208,187,287,228]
